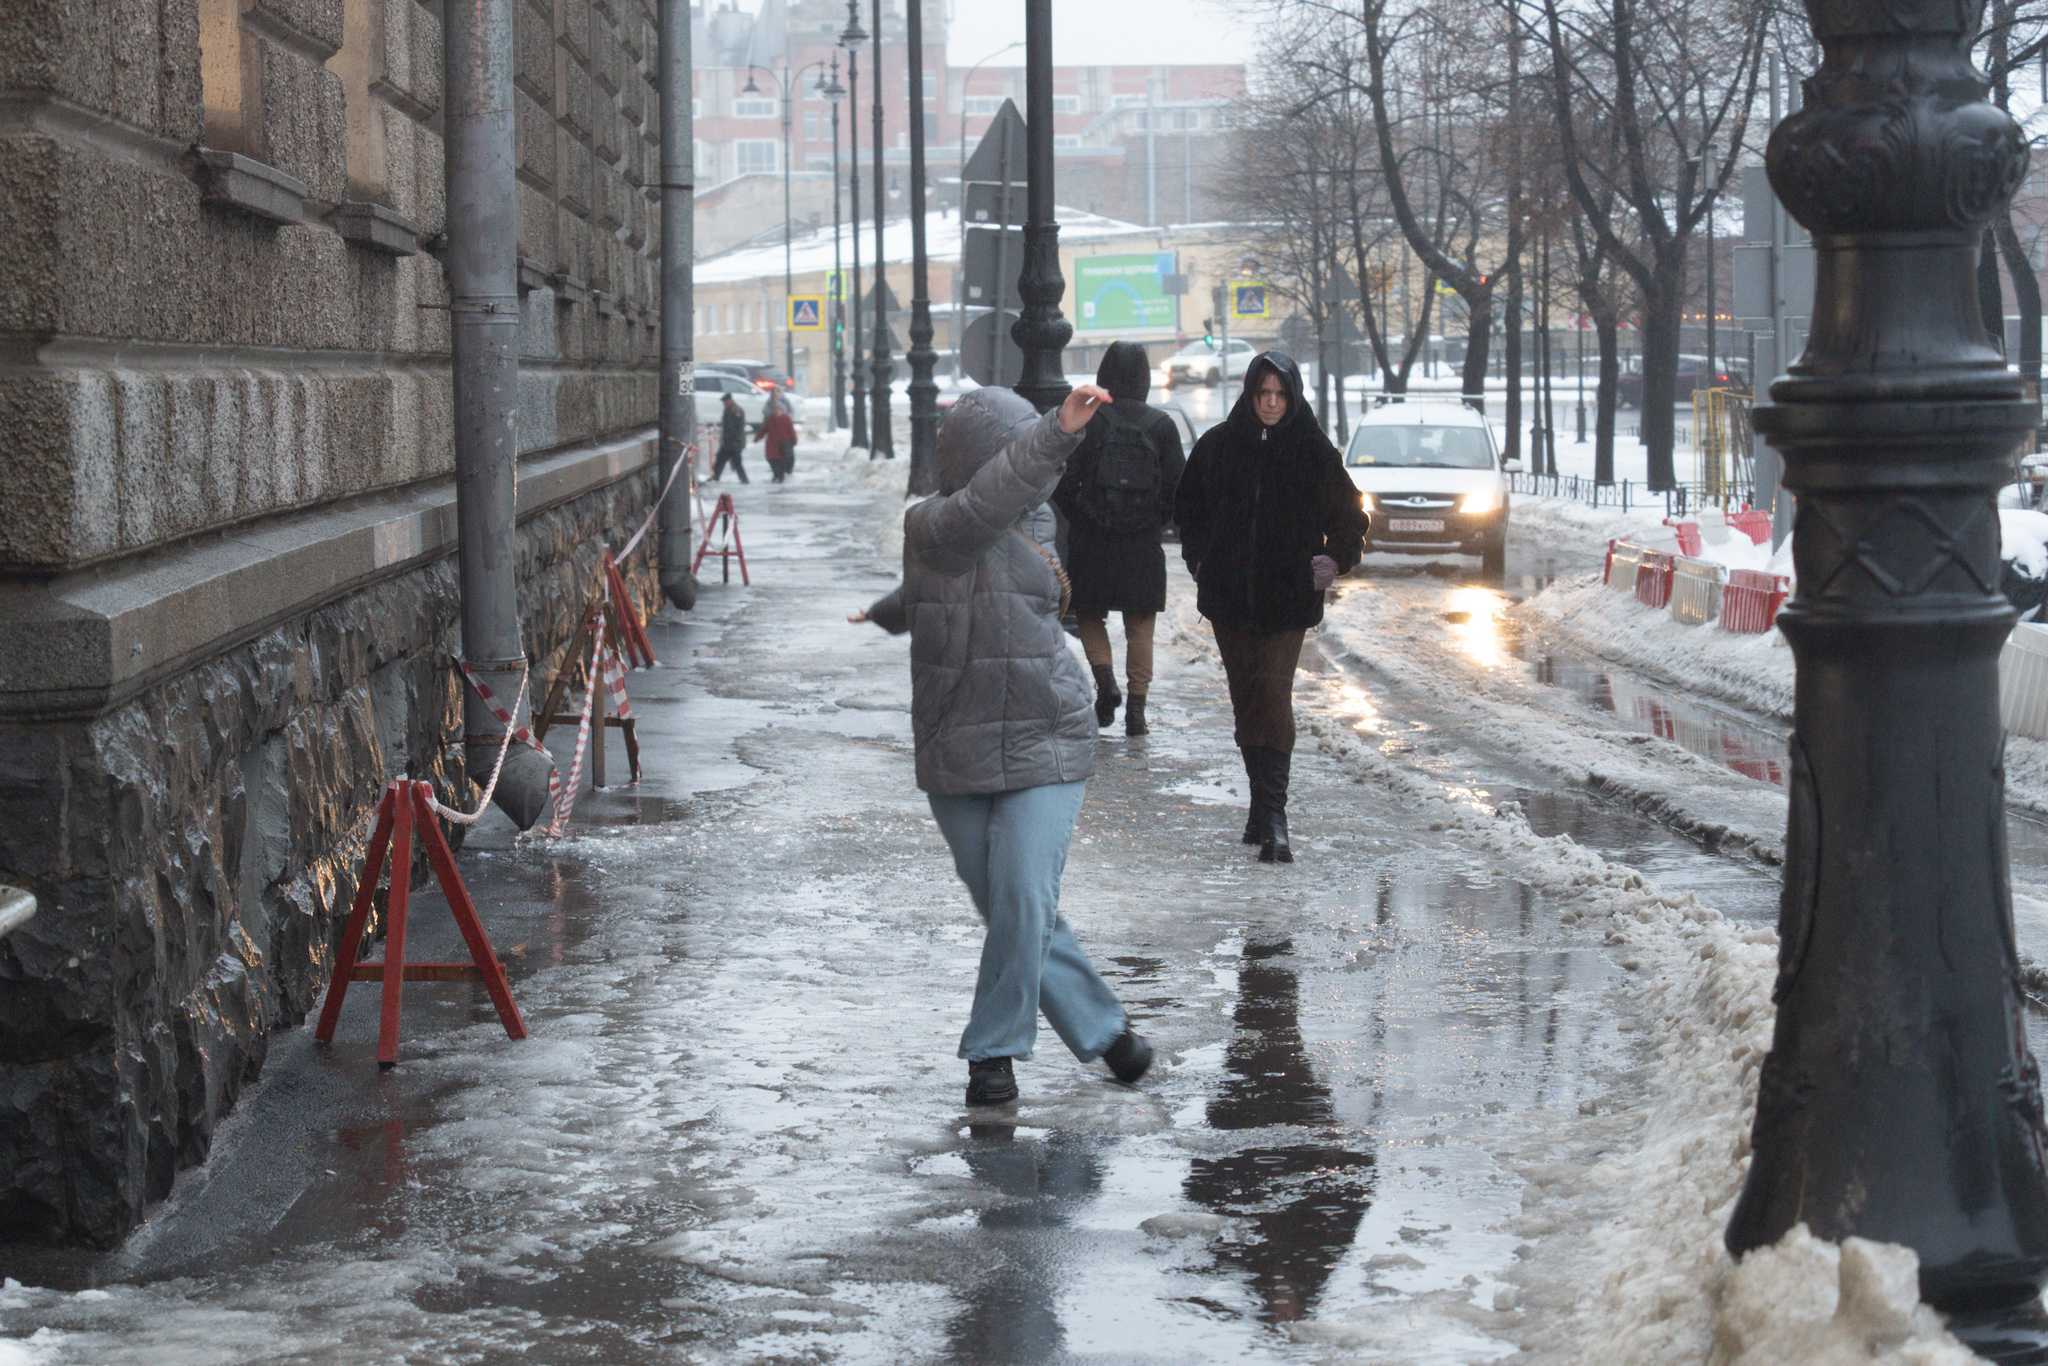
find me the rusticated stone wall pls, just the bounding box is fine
[0,0,669,1245]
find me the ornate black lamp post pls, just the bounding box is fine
[1012,0,1072,414]
[869,0,895,457]
[841,3,869,451]
[905,0,938,495]
[1727,0,2048,1355]
[743,56,831,388]
[822,56,847,432]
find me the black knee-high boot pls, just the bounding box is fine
[1251,748,1293,863]
[1241,747,1264,844]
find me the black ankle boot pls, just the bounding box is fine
[1125,692,1148,737]
[1092,665,1121,728]
[966,1056,1018,1106]
[1253,748,1294,864]
[1103,1030,1154,1084]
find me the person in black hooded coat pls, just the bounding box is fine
[1173,352,1368,863]
[1053,341,1186,737]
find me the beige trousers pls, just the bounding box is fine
[1077,612,1157,694]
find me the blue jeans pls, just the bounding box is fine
[927,781,1127,1063]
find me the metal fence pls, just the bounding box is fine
[1506,471,1758,517]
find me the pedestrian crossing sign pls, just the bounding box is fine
[789,295,825,331]
[1231,282,1269,321]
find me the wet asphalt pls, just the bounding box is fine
[0,436,2000,1361]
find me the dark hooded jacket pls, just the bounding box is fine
[1174,352,1368,633]
[863,387,1095,795]
[1052,341,1187,615]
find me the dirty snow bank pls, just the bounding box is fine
[1279,683,1975,1361]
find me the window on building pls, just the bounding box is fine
[1054,134,1083,150]
[694,139,716,179]
[693,98,702,117]
[923,111,938,142]
[962,95,1003,116]
[804,111,822,141]
[1110,92,1147,109]
[735,139,780,175]
[733,95,779,118]
[923,73,937,102]
[1053,94,1081,114]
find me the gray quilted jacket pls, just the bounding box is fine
[866,388,1096,795]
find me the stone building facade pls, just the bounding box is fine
[0,0,667,1245]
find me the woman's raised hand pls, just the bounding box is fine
[1056,383,1113,433]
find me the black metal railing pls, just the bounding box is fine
[1505,470,1757,517]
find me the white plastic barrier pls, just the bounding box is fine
[1607,542,1649,595]
[2001,621,2048,740]
[1671,556,1726,626]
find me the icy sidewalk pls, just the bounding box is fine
[0,440,1982,1364]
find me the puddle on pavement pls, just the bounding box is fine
[1186,939,1375,1327]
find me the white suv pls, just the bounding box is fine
[1164,338,1256,387]
[1343,399,1515,576]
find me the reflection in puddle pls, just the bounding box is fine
[947,1127,1106,1363]
[1185,940,1375,1325]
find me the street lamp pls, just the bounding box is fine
[868,0,894,458]
[820,57,848,432]
[1727,0,2048,1353]
[743,56,832,391]
[840,2,869,451]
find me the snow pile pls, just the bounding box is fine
[2003,509,2048,582]
[1715,1231,1974,1364]
[1509,494,1672,552]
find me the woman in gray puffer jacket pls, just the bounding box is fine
[855,384,1156,1108]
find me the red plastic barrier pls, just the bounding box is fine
[1726,508,1772,545]
[1634,551,1676,609]
[1722,569,1790,633]
[1603,538,1617,586]
[1664,519,1703,557]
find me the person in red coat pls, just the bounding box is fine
[756,394,798,483]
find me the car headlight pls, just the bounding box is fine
[1458,488,1502,515]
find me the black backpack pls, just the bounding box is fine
[1084,408,1161,534]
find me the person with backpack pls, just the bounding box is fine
[1053,342,1187,737]
[710,392,750,483]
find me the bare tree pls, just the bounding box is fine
[1537,0,1770,489]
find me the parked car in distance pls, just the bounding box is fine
[1343,398,1514,577]
[1164,338,1256,388]
[693,371,769,428]
[707,357,802,397]
[1616,354,1748,408]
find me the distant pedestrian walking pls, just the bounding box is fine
[1173,352,1368,864]
[757,394,797,484]
[1053,341,1186,738]
[853,384,1156,1109]
[711,392,750,483]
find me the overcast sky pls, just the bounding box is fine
[939,0,1249,66]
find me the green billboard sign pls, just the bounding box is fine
[1074,253,1176,333]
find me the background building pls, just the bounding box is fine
[0,0,664,1244]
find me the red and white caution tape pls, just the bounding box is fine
[542,607,610,837]
[616,442,697,562]
[601,640,634,722]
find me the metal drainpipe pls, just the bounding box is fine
[445,0,556,830]
[657,0,698,609]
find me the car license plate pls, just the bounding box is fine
[1387,517,1445,534]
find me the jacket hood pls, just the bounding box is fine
[1226,351,1313,441]
[1096,341,1152,403]
[938,386,1040,494]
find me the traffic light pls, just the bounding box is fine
[1202,317,1215,347]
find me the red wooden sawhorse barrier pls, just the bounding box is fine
[691,492,750,584]
[314,780,526,1067]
